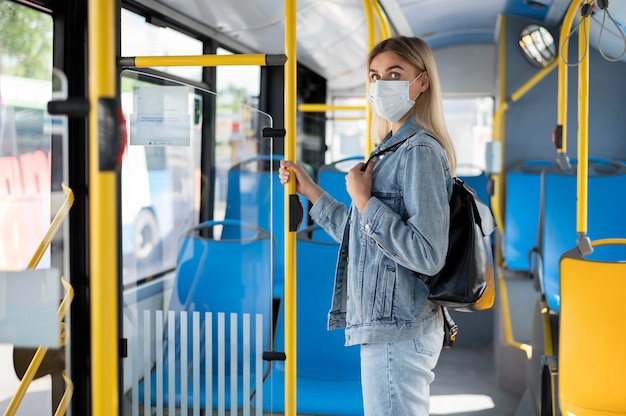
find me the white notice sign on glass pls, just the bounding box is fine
[0,268,61,347]
[130,85,191,146]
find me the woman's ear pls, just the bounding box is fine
[419,72,430,92]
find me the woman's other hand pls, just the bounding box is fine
[346,158,376,213]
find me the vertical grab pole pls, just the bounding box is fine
[362,0,376,156]
[493,15,507,266]
[89,0,120,414]
[556,1,580,164]
[372,0,391,41]
[576,1,592,254]
[284,0,297,415]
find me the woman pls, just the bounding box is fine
[279,36,456,415]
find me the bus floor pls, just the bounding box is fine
[123,343,525,415]
[0,339,525,415]
[430,341,523,415]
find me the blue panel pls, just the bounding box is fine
[427,33,493,50]
[504,0,550,22]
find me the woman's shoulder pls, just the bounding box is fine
[406,129,446,154]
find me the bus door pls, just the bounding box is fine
[119,69,286,416]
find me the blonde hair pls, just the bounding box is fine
[367,36,457,172]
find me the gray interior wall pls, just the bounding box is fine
[503,15,626,171]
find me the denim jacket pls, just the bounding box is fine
[309,118,453,346]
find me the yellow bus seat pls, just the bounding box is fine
[559,242,626,415]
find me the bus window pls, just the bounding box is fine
[329,96,368,162]
[444,96,494,175]
[214,47,261,220]
[121,8,203,82]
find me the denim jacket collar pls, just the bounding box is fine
[370,118,425,158]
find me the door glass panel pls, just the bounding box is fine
[120,70,278,416]
[0,2,70,413]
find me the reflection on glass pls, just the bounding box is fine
[215,48,263,220]
[0,2,67,415]
[119,68,270,287]
[120,72,203,286]
[519,24,557,68]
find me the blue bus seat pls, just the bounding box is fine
[457,165,495,249]
[315,156,363,242]
[260,226,363,415]
[317,155,363,208]
[138,220,274,411]
[503,160,555,271]
[456,165,492,209]
[224,155,308,299]
[532,160,626,312]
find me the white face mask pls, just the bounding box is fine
[367,73,423,123]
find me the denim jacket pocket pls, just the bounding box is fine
[362,262,396,323]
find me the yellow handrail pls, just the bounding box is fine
[576,1,591,247]
[54,370,74,416]
[493,15,558,358]
[591,238,626,247]
[363,0,376,156]
[493,57,558,251]
[4,279,74,416]
[120,53,287,68]
[3,184,75,416]
[497,273,532,359]
[556,0,581,158]
[298,104,366,112]
[372,0,391,41]
[89,0,119,413]
[26,184,75,269]
[283,0,297,414]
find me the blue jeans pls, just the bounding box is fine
[360,329,444,416]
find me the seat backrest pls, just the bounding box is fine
[559,243,626,414]
[167,219,274,371]
[224,155,307,298]
[273,226,360,379]
[456,165,491,209]
[317,156,363,210]
[535,160,626,312]
[503,160,555,271]
[315,156,363,243]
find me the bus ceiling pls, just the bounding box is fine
[124,0,623,94]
